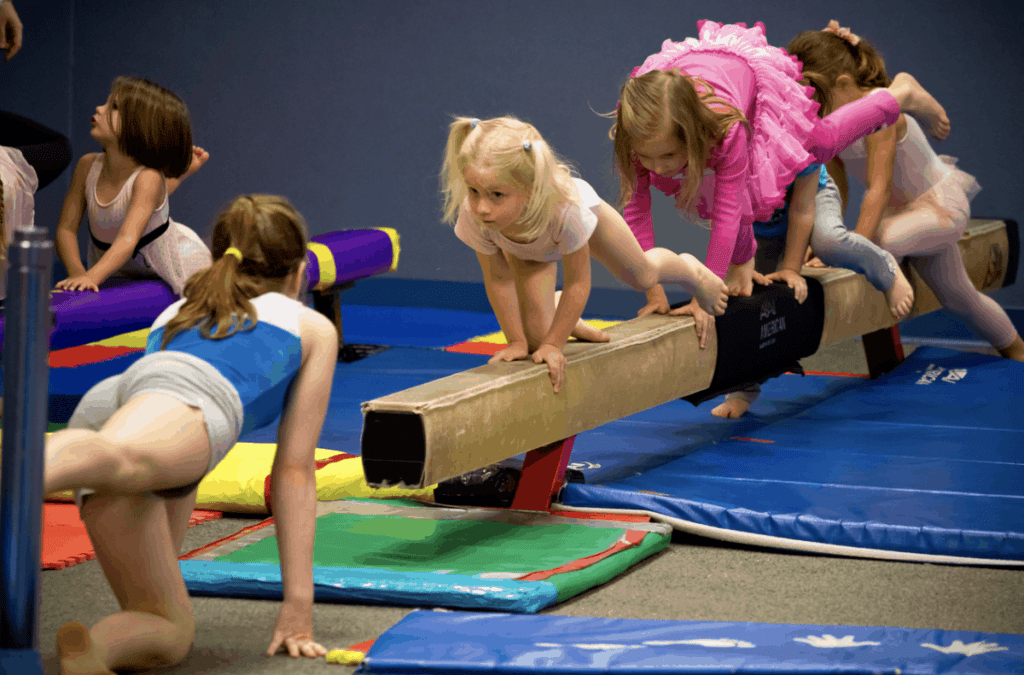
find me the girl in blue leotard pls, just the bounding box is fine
[44,194,338,672]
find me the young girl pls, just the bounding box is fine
[788,24,1024,362]
[443,116,729,393]
[54,76,212,296]
[612,20,949,323]
[45,195,336,673]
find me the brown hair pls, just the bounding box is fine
[109,76,193,178]
[609,69,749,212]
[786,30,891,117]
[159,194,309,350]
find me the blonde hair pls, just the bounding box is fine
[608,69,749,212]
[108,76,193,178]
[159,194,308,350]
[786,29,891,117]
[441,115,578,243]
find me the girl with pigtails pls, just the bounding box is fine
[45,195,338,673]
[443,115,729,394]
[788,23,1024,362]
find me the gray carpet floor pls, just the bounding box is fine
[38,338,1024,674]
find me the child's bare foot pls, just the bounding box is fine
[57,621,114,675]
[711,397,751,418]
[889,73,949,140]
[682,253,729,316]
[572,319,610,343]
[884,255,915,321]
[182,146,209,180]
[998,335,1024,362]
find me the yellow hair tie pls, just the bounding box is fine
[223,246,243,262]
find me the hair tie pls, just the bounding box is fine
[470,118,480,128]
[523,139,532,151]
[822,20,860,46]
[224,246,243,262]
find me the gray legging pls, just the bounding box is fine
[726,173,898,405]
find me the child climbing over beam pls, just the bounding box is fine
[442,115,729,394]
[44,195,336,673]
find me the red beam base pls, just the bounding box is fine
[509,436,577,512]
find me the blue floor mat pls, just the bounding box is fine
[561,347,1024,564]
[339,305,499,347]
[360,610,1024,674]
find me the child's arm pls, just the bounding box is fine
[478,251,530,361]
[853,124,897,243]
[266,308,337,660]
[53,154,97,289]
[76,168,165,289]
[530,244,590,394]
[704,124,750,279]
[765,172,818,304]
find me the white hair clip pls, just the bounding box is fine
[470,118,480,128]
[523,140,532,151]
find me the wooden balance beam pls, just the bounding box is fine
[361,219,1018,509]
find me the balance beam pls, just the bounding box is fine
[361,219,1018,491]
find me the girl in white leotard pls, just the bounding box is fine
[54,76,212,295]
[788,24,1023,362]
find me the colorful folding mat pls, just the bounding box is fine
[179,499,670,613]
[560,346,1024,564]
[357,610,1024,674]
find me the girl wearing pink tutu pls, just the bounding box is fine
[788,24,1024,362]
[611,20,950,331]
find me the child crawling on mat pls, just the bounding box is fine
[44,194,336,673]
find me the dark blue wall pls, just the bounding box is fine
[7,0,1023,307]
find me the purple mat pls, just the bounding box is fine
[305,229,397,291]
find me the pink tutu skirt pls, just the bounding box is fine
[634,20,821,227]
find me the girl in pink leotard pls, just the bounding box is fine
[788,24,1024,362]
[610,20,949,326]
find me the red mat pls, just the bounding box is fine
[42,502,223,570]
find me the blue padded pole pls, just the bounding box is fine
[0,227,53,675]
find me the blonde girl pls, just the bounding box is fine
[788,24,1023,362]
[46,195,336,672]
[612,20,950,325]
[54,76,211,296]
[443,116,729,393]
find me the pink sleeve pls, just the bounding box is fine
[622,161,656,251]
[704,123,749,279]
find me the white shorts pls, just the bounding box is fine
[68,350,243,508]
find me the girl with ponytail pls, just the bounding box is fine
[45,194,338,672]
[442,115,729,394]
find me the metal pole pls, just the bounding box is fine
[0,227,52,675]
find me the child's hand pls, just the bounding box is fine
[0,1,23,61]
[671,298,713,350]
[266,599,327,659]
[55,275,99,292]
[764,269,808,304]
[488,342,530,364]
[182,146,209,180]
[532,343,567,394]
[804,256,826,268]
[637,284,670,317]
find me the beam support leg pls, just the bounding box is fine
[509,436,576,512]
[862,325,905,379]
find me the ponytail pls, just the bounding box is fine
[159,195,308,350]
[441,116,481,225]
[788,28,891,116]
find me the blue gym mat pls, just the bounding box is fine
[358,610,1024,674]
[561,347,1024,564]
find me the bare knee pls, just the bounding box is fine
[621,260,659,292]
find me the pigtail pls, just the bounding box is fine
[159,195,307,350]
[441,117,480,225]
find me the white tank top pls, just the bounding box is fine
[85,153,169,244]
[838,106,952,204]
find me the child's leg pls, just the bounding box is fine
[502,255,559,351]
[587,207,728,315]
[57,492,198,674]
[810,175,914,320]
[907,244,1020,356]
[554,290,610,343]
[45,392,210,496]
